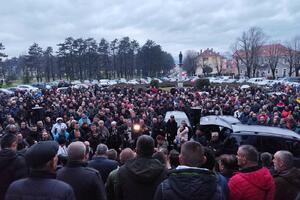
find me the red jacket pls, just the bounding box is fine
[228,167,275,200]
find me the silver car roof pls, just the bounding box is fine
[232,124,300,140]
[200,115,241,129]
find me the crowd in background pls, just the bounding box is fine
[0,83,300,200]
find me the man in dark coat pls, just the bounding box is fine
[273,150,300,200]
[5,141,75,200]
[154,141,223,200]
[88,124,102,153]
[0,134,28,200]
[57,141,107,200]
[191,126,208,146]
[116,135,166,200]
[107,121,122,152]
[88,143,118,183]
[165,115,177,148]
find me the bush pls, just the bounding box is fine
[159,82,176,88]
[194,78,210,90]
[150,79,159,88]
[22,74,32,84]
[5,74,17,86]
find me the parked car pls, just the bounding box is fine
[164,111,191,127]
[72,83,89,89]
[247,77,266,85]
[153,78,163,83]
[0,88,15,95]
[7,87,19,93]
[140,78,149,84]
[199,115,300,159]
[98,79,110,86]
[56,87,70,94]
[200,115,241,129]
[31,83,51,90]
[256,79,276,86]
[127,79,139,85]
[108,80,118,86]
[222,78,236,83]
[83,80,91,85]
[118,78,127,84]
[57,80,71,88]
[91,80,99,85]
[236,78,248,83]
[71,80,81,85]
[229,125,300,157]
[17,85,39,92]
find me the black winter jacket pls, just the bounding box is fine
[5,169,75,200]
[57,161,107,200]
[154,168,224,200]
[0,149,28,200]
[88,156,118,184]
[117,157,166,200]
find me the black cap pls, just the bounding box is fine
[25,141,59,168]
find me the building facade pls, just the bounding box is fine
[195,48,237,76]
[236,44,294,78]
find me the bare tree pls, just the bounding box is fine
[232,27,266,77]
[214,55,225,75]
[286,36,300,76]
[264,43,281,79]
[0,43,8,79]
[183,50,198,75]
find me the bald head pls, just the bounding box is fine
[67,141,86,161]
[120,148,135,164]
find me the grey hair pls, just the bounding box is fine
[96,143,108,155]
[67,141,86,161]
[239,145,258,163]
[277,150,294,169]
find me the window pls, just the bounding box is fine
[276,69,278,74]
[283,69,287,77]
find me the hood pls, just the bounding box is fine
[0,149,17,170]
[276,167,300,187]
[239,167,274,191]
[168,168,217,200]
[125,157,165,183]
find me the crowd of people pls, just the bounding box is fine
[0,82,300,200]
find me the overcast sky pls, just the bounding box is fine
[1,0,300,60]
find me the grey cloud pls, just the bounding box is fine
[0,0,299,59]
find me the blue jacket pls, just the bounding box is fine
[78,117,91,127]
[5,169,75,200]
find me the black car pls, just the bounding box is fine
[200,115,300,158]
